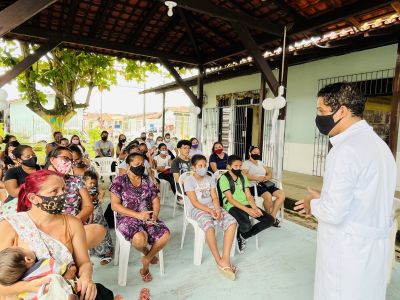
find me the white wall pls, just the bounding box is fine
[200,44,400,188]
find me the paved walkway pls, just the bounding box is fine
[93,194,400,300]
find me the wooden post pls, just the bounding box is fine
[0,0,57,37]
[258,75,266,152]
[389,42,400,157]
[162,90,166,137]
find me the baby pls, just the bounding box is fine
[0,247,77,299]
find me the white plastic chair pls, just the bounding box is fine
[152,168,171,205]
[387,197,400,285]
[213,170,259,251]
[252,179,284,222]
[113,212,164,286]
[173,169,188,217]
[93,157,117,182]
[179,171,236,265]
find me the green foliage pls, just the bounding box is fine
[0,39,163,130]
[88,128,102,146]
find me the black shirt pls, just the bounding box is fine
[5,165,41,185]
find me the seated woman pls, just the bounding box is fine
[242,146,285,227]
[3,141,21,170]
[46,146,106,250]
[70,135,88,158]
[153,143,175,194]
[0,170,121,300]
[208,142,228,173]
[189,138,202,157]
[110,153,170,283]
[69,145,96,176]
[184,155,237,280]
[2,145,40,217]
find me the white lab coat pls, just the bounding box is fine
[310,120,396,300]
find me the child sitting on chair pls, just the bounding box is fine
[0,247,77,299]
[83,170,114,265]
[183,154,238,280]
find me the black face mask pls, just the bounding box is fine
[140,136,146,141]
[22,156,37,168]
[72,160,86,168]
[120,139,126,144]
[35,194,66,214]
[130,165,145,177]
[251,154,261,161]
[232,169,242,176]
[315,108,342,136]
[101,136,108,141]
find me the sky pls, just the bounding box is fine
[1,70,194,115]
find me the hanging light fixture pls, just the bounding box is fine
[164,1,177,17]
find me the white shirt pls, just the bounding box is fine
[164,140,175,151]
[154,154,171,167]
[242,160,266,184]
[310,120,396,300]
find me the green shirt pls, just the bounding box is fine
[218,173,250,211]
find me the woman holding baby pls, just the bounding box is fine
[0,169,120,300]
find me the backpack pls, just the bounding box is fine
[217,172,245,207]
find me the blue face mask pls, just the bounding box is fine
[196,167,208,177]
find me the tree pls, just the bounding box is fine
[0,40,161,132]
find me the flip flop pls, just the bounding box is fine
[140,269,153,283]
[100,256,112,265]
[138,288,150,300]
[230,264,238,274]
[217,265,236,281]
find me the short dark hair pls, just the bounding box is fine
[164,133,170,137]
[83,170,98,182]
[191,154,207,166]
[0,248,28,285]
[158,143,167,150]
[13,145,32,159]
[317,82,365,117]
[101,130,108,135]
[53,131,62,137]
[126,152,145,165]
[227,154,242,166]
[177,140,191,148]
[69,145,83,157]
[190,137,198,144]
[60,138,69,143]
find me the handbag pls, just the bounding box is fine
[259,181,276,189]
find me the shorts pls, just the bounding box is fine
[249,183,279,197]
[191,207,237,232]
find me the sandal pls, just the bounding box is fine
[138,288,150,300]
[140,269,153,283]
[230,264,238,274]
[100,256,112,265]
[217,265,236,281]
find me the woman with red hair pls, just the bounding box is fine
[0,170,122,299]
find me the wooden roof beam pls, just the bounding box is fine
[159,0,283,36]
[128,2,160,45]
[189,13,232,45]
[0,0,57,38]
[0,39,61,87]
[159,57,199,106]
[205,0,392,65]
[149,14,181,49]
[231,21,279,96]
[268,0,305,23]
[178,8,201,60]
[391,1,400,15]
[10,26,199,65]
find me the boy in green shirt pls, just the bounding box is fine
[218,155,274,253]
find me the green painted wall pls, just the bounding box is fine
[203,44,398,145]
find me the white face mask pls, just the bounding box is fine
[160,150,168,155]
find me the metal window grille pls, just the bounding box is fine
[313,68,395,176]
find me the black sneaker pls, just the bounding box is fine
[273,219,281,228]
[236,233,246,254]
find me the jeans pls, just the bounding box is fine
[228,205,274,239]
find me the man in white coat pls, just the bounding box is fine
[295,82,396,300]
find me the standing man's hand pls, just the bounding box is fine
[294,188,320,216]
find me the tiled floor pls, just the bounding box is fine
[93,197,400,300]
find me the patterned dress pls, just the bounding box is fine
[62,175,84,216]
[110,174,169,245]
[88,188,114,257]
